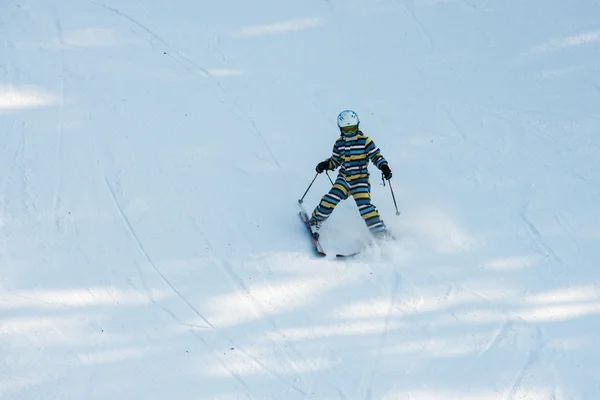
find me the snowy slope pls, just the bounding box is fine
[1,0,600,399]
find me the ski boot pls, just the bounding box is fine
[372,227,395,241]
[308,217,322,240]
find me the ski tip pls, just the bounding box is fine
[336,252,360,258]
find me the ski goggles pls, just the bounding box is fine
[340,125,358,135]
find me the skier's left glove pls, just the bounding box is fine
[380,163,392,180]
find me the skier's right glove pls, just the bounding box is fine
[315,160,330,174]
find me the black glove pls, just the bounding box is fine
[380,163,392,180]
[315,160,330,174]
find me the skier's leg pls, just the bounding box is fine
[349,176,386,232]
[312,176,350,221]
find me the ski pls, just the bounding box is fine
[299,211,326,257]
[336,252,360,258]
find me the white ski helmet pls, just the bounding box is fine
[337,110,359,128]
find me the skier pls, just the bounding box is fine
[308,110,393,240]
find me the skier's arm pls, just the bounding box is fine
[365,137,387,169]
[366,137,392,179]
[327,139,342,170]
[316,140,342,173]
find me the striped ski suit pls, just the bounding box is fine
[312,131,388,232]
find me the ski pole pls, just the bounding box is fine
[298,171,335,204]
[387,179,401,216]
[298,173,319,204]
[325,171,334,185]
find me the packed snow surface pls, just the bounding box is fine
[1,1,599,399]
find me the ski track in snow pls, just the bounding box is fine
[520,208,570,280]
[103,176,216,330]
[92,1,211,77]
[94,1,281,168]
[102,174,262,394]
[474,319,514,363]
[186,328,256,399]
[202,234,310,396]
[505,330,546,400]
[51,10,66,216]
[442,105,468,141]
[554,212,583,255]
[15,123,37,218]
[214,81,281,168]
[401,1,436,52]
